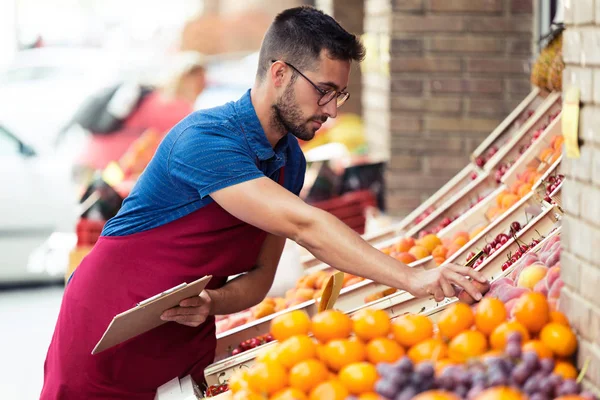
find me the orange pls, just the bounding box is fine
[228,370,250,393]
[289,359,329,393]
[353,309,391,341]
[501,194,520,210]
[434,256,447,266]
[395,252,417,264]
[420,234,442,252]
[271,310,311,342]
[309,380,349,400]
[339,362,379,395]
[553,135,565,151]
[232,389,265,400]
[540,323,577,357]
[453,231,470,242]
[278,335,317,369]
[550,310,570,326]
[322,338,367,372]
[408,338,448,363]
[358,393,381,400]
[447,243,463,257]
[432,245,448,259]
[413,390,461,400]
[490,321,530,350]
[409,245,430,260]
[554,397,589,400]
[392,314,434,347]
[496,191,510,207]
[448,330,488,363]
[453,236,469,247]
[475,298,507,336]
[513,292,550,333]
[256,344,284,364]
[247,361,288,395]
[522,340,553,359]
[395,237,416,253]
[553,361,578,379]
[485,206,503,221]
[311,310,353,343]
[438,303,475,339]
[271,388,308,399]
[539,147,555,162]
[517,183,533,198]
[470,226,487,240]
[480,349,503,360]
[366,337,405,364]
[473,386,526,399]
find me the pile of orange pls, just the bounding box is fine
[382,233,473,267]
[486,135,563,222]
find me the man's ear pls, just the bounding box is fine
[270,61,288,89]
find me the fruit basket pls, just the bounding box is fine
[405,172,498,239]
[471,88,547,168]
[482,91,562,174]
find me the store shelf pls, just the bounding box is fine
[471,88,546,163]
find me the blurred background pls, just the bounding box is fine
[0,0,559,398]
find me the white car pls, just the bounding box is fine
[0,123,78,285]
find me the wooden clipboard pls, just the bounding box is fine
[92,275,212,355]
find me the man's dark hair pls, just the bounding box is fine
[256,6,366,81]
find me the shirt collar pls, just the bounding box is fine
[235,89,289,161]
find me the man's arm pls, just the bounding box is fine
[211,177,487,302]
[161,234,285,327]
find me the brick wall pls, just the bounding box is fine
[560,0,600,393]
[363,0,533,216]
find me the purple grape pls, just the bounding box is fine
[410,373,425,388]
[457,369,472,386]
[546,374,564,396]
[394,386,417,400]
[557,379,581,396]
[524,376,540,394]
[511,363,531,385]
[467,384,485,400]
[375,379,398,398]
[435,375,455,391]
[507,331,523,345]
[455,385,469,398]
[522,351,540,370]
[389,372,409,388]
[472,371,487,386]
[581,391,599,400]
[488,371,508,387]
[377,363,395,378]
[506,342,522,359]
[539,358,556,374]
[416,362,435,379]
[529,394,549,400]
[395,357,413,374]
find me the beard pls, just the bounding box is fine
[271,82,326,141]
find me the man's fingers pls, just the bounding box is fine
[446,271,482,301]
[179,296,207,307]
[161,312,207,327]
[448,264,487,282]
[162,306,202,318]
[440,277,456,298]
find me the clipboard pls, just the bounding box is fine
[92,275,212,355]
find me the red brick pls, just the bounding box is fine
[506,38,533,54]
[510,0,533,14]
[425,117,500,133]
[391,96,462,114]
[385,172,451,191]
[466,58,530,73]
[391,38,424,53]
[392,0,424,12]
[390,136,464,154]
[466,16,532,33]
[386,191,425,213]
[465,98,522,117]
[507,79,532,94]
[430,78,503,94]
[429,35,504,53]
[391,57,462,72]
[429,0,503,13]
[389,154,422,170]
[391,78,424,94]
[392,15,464,32]
[390,116,422,132]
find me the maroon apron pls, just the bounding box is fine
[41,170,284,399]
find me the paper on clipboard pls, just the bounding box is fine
[92,275,212,355]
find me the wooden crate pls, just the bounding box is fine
[404,172,498,239]
[471,89,546,164]
[204,215,561,386]
[483,92,562,172]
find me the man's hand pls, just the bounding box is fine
[160,291,213,327]
[407,264,488,302]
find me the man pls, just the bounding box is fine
[42,7,486,399]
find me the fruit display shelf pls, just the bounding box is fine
[404,171,498,239]
[501,112,563,188]
[213,257,432,362]
[481,91,562,174]
[471,88,546,167]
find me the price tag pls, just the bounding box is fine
[562,87,581,159]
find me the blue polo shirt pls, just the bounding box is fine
[102,90,306,236]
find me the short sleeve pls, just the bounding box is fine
[168,125,265,198]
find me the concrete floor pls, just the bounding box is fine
[0,286,64,399]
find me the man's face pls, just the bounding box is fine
[272,51,350,141]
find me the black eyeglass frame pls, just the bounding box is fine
[271,59,350,108]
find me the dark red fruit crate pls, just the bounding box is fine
[76,218,106,247]
[310,190,377,234]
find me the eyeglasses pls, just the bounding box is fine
[271,60,350,108]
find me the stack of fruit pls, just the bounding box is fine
[231,334,275,356]
[205,383,229,397]
[541,173,564,204]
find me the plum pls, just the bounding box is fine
[490,277,515,292]
[534,279,549,296]
[544,249,561,268]
[505,298,520,318]
[497,285,531,303]
[545,266,561,289]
